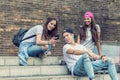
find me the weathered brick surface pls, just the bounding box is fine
[0,0,119,55]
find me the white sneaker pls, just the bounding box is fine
[46,51,51,55]
[43,51,52,58]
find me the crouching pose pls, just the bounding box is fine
[19,18,59,66]
[62,28,118,80]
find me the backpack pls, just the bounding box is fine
[12,28,36,47]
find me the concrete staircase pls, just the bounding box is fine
[0,56,119,80]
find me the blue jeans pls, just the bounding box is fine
[18,42,51,66]
[73,54,118,80]
[44,44,52,54]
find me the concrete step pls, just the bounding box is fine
[0,65,119,77]
[0,74,120,80]
[0,56,119,66]
[0,56,63,66]
[0,65,68,77]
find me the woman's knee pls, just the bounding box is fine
[28,45,43,55]
[42,44,52,51]
[42,45,48,50]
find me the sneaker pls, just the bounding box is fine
[46,51,51,55]
[44,51,51,56]
[59,60,66,65]
[19,63,24,66]
[42,51,51,58]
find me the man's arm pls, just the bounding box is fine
[87,50,109,61]
[66,49,88,55]
[67,48,101,60]
[65,45,108,61]
[87,51,101,60]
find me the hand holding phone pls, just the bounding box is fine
[54,34,59,40]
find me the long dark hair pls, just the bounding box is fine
[43,18,58,40]
[79,18,98,44]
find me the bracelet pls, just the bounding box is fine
[101,55,106,59]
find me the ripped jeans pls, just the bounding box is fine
[18,42,52,66]
[73,54,118,80]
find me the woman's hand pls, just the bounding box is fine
[49,37,60,44]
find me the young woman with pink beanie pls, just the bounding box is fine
[77,11,102,56]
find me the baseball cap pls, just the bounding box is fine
[63,28,74,34]
[84,11,94,19]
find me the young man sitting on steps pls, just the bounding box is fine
[62,28,118,80]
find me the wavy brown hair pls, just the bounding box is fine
[79,18,98,44]
[43,18,58,40]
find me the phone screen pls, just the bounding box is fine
[54,35,59,40]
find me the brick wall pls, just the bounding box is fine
[0,0,119,55]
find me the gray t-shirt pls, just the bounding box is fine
[80,24,100,51]
[22,25,43,43]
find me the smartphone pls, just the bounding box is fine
[54,34,59,40]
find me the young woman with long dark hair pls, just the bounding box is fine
[18,17,59,66]
[77,12,102,56]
